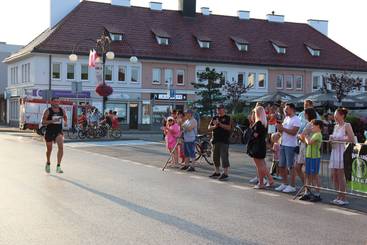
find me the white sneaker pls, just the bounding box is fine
[282,185,296,193]
[275,184,287,192]
[249,176,258,184]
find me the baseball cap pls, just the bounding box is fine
[167,116,174,121]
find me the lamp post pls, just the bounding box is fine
[69,33,138,113]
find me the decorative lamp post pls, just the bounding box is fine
[69,33,139,113]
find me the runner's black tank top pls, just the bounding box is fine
[46,107,64,133]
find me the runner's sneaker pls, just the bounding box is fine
[187,166,196,172]
[275,184,287,192]
[209,172,221,178]
[336,200,349,206]
[282,185,296,193]
[218,173,229,181]
[56,165,64,174]
[45,163,51,174]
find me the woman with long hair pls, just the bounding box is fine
[247,106,274,189]
[329,108,356,205]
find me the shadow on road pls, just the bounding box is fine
[50,175,257,245]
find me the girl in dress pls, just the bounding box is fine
[164,116,181,167]
[329,108,356,205]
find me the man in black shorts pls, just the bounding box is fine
[42,98,67,174]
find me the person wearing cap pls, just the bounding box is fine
[42,97,67,174]
[181,109,198,172]
[208,104,232,180]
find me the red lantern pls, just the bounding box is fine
[95,83,113,97]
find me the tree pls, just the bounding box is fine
[223,81,253,114]
[323,73,362,102]
[192,68,225,117]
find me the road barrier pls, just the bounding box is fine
[294,140,367,199]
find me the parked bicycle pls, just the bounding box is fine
[229,123,247,144]
[195,134,213,165]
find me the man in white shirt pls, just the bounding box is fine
[275,103,301,193]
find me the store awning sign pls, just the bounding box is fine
[151,93,187,101]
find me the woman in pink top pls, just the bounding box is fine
[165,116,181,166]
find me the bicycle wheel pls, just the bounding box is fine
[195,142,202,161]
[78,129,86,139]
[229,130,240,144]
[203,155,214,165]
[67,128,78,140]
[111,129,122,139]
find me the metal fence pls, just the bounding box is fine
[294,140,367,199]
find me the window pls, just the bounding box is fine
[142,103,151,124]
[105,65,113,81]
[105,103,127,124]
[81,64,89,81]
[221,71,228,82]
[272,43,286,54]
[307,46,321,57]
[198,40,210,49]
[164,69,173,84]
[236,43,248,52]
[176,70,185,85]
[67,64,75,80]
[11,66,19,84]
[156,36,169,45]
[10,100,19,120]
[152,68,161,84]
[258,73,266,88]
[118,66,126,82]
[295,75,303,90]
[52,63,61,80]
[21,65,25,83]
[285,75,293,89]
[131,67,139,83]
[276,75,283,89]
[312,76,320,90]
[237,73,244,85]
[247,73,255,87]
[110,33,123,41]
[197,70,205,83]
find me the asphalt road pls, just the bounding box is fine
[1,132,367,245]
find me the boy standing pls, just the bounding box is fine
[301,119,323,202]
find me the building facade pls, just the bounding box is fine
[4,0,367,129]
[0,42,22,124]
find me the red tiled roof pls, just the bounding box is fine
[8,1,367,71]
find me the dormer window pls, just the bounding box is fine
[271,40,287,54]
[195,35,212,49]
[156,36,169,45]
[110,33,123,41]
[152,28,170,46]
[305,43,321,57]
[231,37,249,52]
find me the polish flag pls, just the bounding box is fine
[88,49,98,68]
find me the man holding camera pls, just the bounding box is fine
[208,104,232,181]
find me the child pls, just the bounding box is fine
[270,132,282,180]
[301,119,323,202]
[164,116,180,167]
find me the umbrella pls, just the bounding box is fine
[290,91,367,108]
[250,91,296,103]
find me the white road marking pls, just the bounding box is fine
[325,208,360,216]
[288,199,314,205]
[189,175,205,180]
[230,185,251,191]
[258,191,280,197]
[65,140,160,148]
[173,172,185,175]
[209,180,225,184]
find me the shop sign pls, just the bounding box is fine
[151,93,187,101]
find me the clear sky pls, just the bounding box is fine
[0,0,366,61]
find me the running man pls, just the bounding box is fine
[42,98,67,174]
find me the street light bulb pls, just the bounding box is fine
[106,51,115,60]
[130,56,138,64]
[69,54,78,62]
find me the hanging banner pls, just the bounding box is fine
[350,144,367,193]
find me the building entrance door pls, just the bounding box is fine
[129,103,138,129]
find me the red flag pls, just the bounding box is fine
[88,49,98,68]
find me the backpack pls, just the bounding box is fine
[242,127,253,145]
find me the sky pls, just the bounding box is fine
[0,0,366,61]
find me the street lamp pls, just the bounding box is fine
[69,33,138,113]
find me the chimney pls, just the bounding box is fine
[50,0,80,28]
[308,19,328,36]
[178,0,196,17]
[150,2,162,11]
[110,0,131,7]
[267,12,284,23]
[238,10,250,20]
[201,7,210,16]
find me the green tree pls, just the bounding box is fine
[323,73,362,102]
[192,68,225,117]
[223,81,253,114]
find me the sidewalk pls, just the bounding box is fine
[0,125,33,133]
